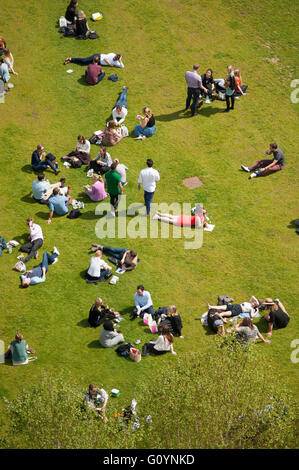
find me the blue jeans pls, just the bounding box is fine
[134,125,156,138]
[114,88,127,108]
[144,191,155,215]
[85,70,106,85]
[40,252,58,273]
[102,247,127,260]
[71,54,101,65]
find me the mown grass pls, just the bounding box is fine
[0,0,298,447]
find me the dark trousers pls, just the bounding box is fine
[225,94,235,110]
[89,160,110,174]
[32,153,57,173]
[85,269,110,282]
[71,54,101,65]
[144,191,155,215]
[110,194,121,210]
[20,238,44,263]
[186,87,200,115]
[142,342,166,355]
[133,305,154,319]
[102,247,127,260]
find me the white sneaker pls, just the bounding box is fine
[53,246,60,256]
[249,172,257,179]
[205,98,211,104]
[241,165,250,172]
[152,213,159,220]
[52,258,58,264]
[110,209,115,217]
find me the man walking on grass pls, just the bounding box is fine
[138,159,160,216]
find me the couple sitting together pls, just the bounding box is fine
[86,246,138,283]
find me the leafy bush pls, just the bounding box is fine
[1,342,296,449]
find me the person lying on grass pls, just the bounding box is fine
[152,205,208,228]
[64,53,124,68]
[206,300,260,323]
[20,248,60,287]
[263,298,290,338]
[91,244,138,272]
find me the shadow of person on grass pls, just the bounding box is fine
[12,232,29,244]
[77,318,90,328]
[288,219,299,235]
[35,211,51,220]
[87,340,102,349]
[199,106,224,117]
[21,193,36,204]
[154,109,190,122]
[77,76,91,87]
[21,164,34,174]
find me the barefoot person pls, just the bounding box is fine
[153,205,208,228]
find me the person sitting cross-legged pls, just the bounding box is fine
[20,248,60,288]
[88,297,120,328]
[85,55,105,85]
[131,285,154,320]
[85,250,112,284]
[47,187,72,224]
[84,174,107,202]
[263,298,290,337]
[142,324,177,357]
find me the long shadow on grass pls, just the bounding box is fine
[155,109,190,122]
[35,211,51,220]
[87,340,102,349]
[199,107,224,117]
[77,319,90,328]
[21,164,34,174]
[21,193,36,204]
[77,76,93,87]
[288,219,299,234]
[12,232,28,244]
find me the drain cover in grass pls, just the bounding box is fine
[182,176,203,189]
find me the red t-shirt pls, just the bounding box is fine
[86,64,103,85]
[234,76,241,92]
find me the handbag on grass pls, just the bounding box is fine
[149,321,158,334]
[143,313,152,326]
[129,348,142,362]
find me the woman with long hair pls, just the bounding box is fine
[234,317,270,344]
[3,48,18,75]
[88,298,120,328]
[85,383,108,422]
[142,324,177,356]
[234,69,247,98]
[223,65,235,113]
[102,120,123,146]
[263,298,290,337]
[134,107,156,140]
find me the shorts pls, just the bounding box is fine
[214,319,224,328]
[227,304,242,317]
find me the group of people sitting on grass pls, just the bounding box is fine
[207,296,290,341]
[86,285,184,357]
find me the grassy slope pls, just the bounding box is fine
[0,0,298,444]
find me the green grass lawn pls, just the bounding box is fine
[0,0,298,447]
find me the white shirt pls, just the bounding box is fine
[115,163,128,183]
[138,167,160,192]
[153,335,174,353]
[100,53,124,68]
[29,223,44,242]
[112,106,127,125]
[77,140,90,153]
[87,257,110,277]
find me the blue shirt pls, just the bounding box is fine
[48,195,69,215]
[134,290,153,311]
[32,180,48,200]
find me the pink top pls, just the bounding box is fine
[88,181,107,201]
[176,214,203,227]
